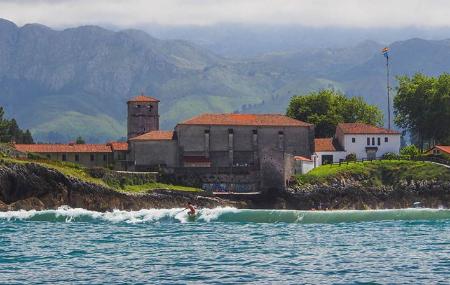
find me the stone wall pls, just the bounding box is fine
[127,101,159,139]
[129,140,179,170]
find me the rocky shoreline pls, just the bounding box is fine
[1,162,449,211]
[0,163,242,211]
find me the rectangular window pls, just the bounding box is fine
[62,154,67,161]
[46,154,51,159]
[90,154,95,161]
[367,138,370,145]
[377,138,381,145]
[372,137,375,145]
[75,154,80,162]
[385,137,388,143]
[103,154,107,162]
[352,138,356,143]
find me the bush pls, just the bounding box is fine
[382,152,398,160]
[400,145,420,158]
[87,167,107,178]
[345,153,357,161]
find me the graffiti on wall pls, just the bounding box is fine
[202,183,255,193]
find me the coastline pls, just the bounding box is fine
[1,161,450,212]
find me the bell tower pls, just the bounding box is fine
[127,93,160,139]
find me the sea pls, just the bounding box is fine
[1,207,449,284]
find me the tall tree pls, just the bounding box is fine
[394,73,450,150]
[0,106,34,144]
[287,89,384,137]
[75,136,86,144]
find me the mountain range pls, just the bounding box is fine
[1,18,450,143]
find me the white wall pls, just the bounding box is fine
[313,151,347,166]
[340,134,401,159]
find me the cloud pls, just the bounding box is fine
[0,0,449,28]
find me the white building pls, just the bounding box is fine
[313,123,401,167]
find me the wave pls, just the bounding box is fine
[0,206,449,224]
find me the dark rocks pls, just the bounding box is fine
[0,162,240,212]
[285,176,450,210]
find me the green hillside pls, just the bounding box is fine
[1,18,450,142]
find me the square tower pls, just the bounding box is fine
[127,94,160,139]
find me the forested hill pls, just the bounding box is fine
[1,18,450,142]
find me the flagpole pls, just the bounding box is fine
[386,52,391,130]
[382,47,391,130]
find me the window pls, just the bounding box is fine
[352,138,356,143]
[46,154,51,159]
[228,128,234,134]
[322,155,334,165]
[252,129,258,134]
[385,137,388,143]
[372,137,375,145]
[62,154,67,161]
[377,138,381,145]
[367,138,370,145]
[103,154,107,162]
[90,154,95,162]
[75,154,80,162]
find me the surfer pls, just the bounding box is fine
[186,202,196,216]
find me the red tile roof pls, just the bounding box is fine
[15,144,112,153]
[179,113,312,127]
[434,145,450,154]
[127,95,160,103]
[337,123,400,135]
[294,155,312,162]
[314,138,344,152]
[108,142,129,151]
[129,131,174,141]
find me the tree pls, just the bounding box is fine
[0,106,34,144]
[286,89,384,137]
[400,145,420,158]
[394,73,450,150]
[75,136,86,144]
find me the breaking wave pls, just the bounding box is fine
[0,206,449,224]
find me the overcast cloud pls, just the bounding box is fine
[0,0,449,28]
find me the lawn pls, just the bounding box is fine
[0,145,201,193]
[296,160,450,185]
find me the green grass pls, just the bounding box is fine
[121,182,202,193]
[296,160,450,185]
[0,146,201,193]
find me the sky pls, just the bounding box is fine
[0,0,449,28]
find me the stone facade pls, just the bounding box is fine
[130,112,314,191]
[127,95,160,139]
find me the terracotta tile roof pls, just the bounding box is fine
[108,142,129,151]
[129,131,174,141]
[314,138,344,152]
[435,145,450,154]
[15,144,112,153]
[127,95,160,103]
[294,155,312,162]
[179,113,312,127]
[337,123,400,135]
[183,156,211,163]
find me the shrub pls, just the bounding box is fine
[382,152,398,160]
[400,145,420,158]
[87,167,107,178]
[345,153,357,161]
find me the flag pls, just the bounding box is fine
[382,47,389,59]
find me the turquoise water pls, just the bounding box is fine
[1,207,450,284]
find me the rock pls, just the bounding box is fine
[0,162,241,211]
